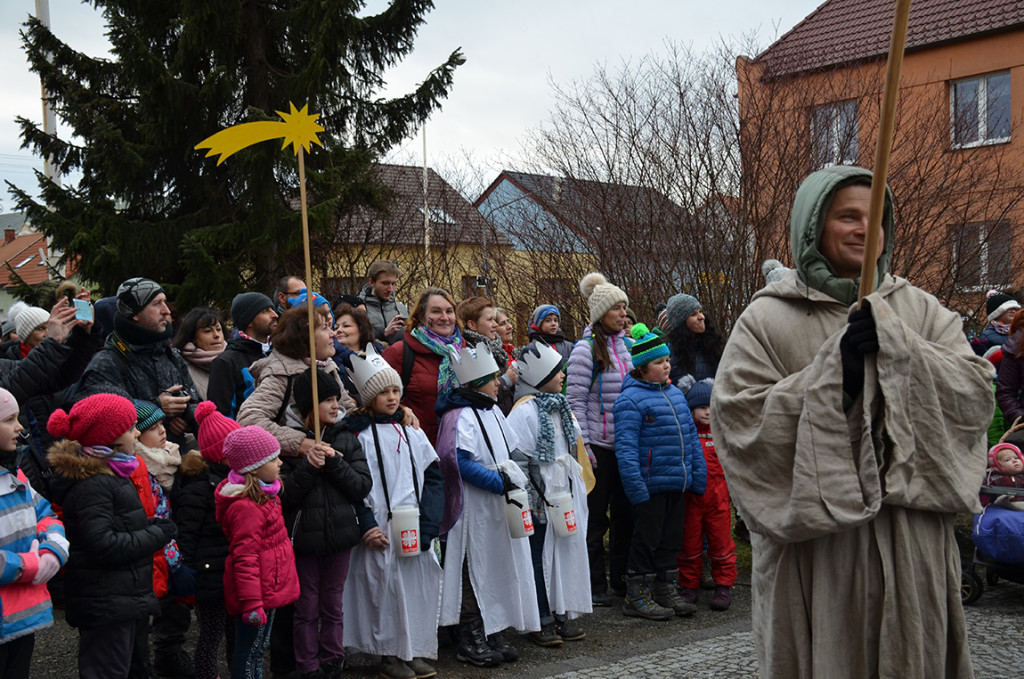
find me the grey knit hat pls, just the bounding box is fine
[231,292,274,332]
[666,293,701,331]
[579,272,628,325]
[116,277,165,318]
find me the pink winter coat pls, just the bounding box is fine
[214,479,299,616]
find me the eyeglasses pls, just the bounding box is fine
[285,290,303,297]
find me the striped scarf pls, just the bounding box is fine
[533,393,576,463]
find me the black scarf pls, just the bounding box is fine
[343,410,405,434]
[113,313,175,347]
[528,328,568,345]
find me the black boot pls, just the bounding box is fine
[486,629,519,662]
[456,619,503,667]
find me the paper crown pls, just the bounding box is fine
[448,342,500,386]
[516,341,565,388]
[349,343,393,394]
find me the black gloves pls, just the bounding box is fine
[498,470,517,494]
[152,517,178,542]
[839,299,879,401]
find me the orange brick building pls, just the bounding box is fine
[736,0,1024,319]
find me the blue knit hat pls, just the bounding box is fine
[133,399,166,433]
[529,305,560,331]
[685,379,713,410]
[629,323,670,368]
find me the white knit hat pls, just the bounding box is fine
[349,343,403,405]
[14,306,49,341]
[579,272,628,324]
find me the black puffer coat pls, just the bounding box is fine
[171,453,230,602]
[0,330,100,406]
[47,440,174,628]
[280,424,372,555]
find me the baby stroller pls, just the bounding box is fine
[962,484,1024,605]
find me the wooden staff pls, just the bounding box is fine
[297,147,321,442]
[859,0,912,303]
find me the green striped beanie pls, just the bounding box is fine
[629,323,670,368]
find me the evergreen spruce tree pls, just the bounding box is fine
[10,1,463,307]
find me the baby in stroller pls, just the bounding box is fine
[984,442,1024,508]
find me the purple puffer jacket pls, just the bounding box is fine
[566,325,631,447]
[996,332,1024,426]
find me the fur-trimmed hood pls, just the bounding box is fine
[47,439,116,481]
[178,449,209,478]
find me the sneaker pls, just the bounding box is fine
[486,630,520,662]
[379,656,416,679]
[405,657,437,679]
[709,586,732,611]
[555,619,586,642]
[456,620,503,668]
[529,622,563,647]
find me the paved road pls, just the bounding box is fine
[28,578,1023,678]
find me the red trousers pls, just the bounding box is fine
[676,474,737,588]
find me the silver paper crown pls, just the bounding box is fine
[448,342,500,386]
[516,341,564,388]
[349,343,394,394]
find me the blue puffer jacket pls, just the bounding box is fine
[612,374,706,505]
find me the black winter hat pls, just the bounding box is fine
[293,368,343,417]
[986,291,1020,324]
[231,292,274,332]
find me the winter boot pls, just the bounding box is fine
[528,622,563,647]
[405,657,437,679]
[709,585,732,611]
[653,570,697,616]
[700,553,715,589]
[379,655,415,679]
[486,629,520,662]
[554,616,586,641]
[677,586,699,605]
[622,574,674,621]
[456,619,503,667]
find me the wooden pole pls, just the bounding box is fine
[297,147,321,442]
[859,0,912,303]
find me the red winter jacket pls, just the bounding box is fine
[214,479,299,616]
[130,458,168,599]
[382,332,464,446]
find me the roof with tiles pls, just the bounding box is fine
[481,170,690,244]
[0,223,50,289]
[754,0,1024,77]
[336,164,509,247]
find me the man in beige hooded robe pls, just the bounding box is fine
[712,165,993,678]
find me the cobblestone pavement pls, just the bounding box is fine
[525,580,1024,679]
[29,577,1023,678]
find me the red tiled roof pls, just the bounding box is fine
[755,0,1024,77]
[336,164,509,247]
[0,232,50,289]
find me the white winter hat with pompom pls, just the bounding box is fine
[579,272,628,325]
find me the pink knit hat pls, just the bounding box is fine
[47,393,137,447]
[0,388,19,422]
[222,426,280,474]
[194,401,241,464]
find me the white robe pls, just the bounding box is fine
[505,400,592,620]
[343,422,443,660]
[439,406,540,634]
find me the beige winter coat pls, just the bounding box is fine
[713,165,994,679]
[236,351,354,456]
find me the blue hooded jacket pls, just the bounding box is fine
[613,374,706,505]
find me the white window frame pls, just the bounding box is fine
[810,99,858,169]
[952,221,1013,293]
[950,71,1012,149]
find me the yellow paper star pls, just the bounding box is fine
[195,103,324,165]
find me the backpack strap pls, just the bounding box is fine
[400,341,416,390]
[274,375,296,425]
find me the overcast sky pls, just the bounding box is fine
[0,0,825,207]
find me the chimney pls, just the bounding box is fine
[3,229,15,245]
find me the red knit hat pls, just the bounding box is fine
[47,393,137,447]
[222,426,280,474]
[194,401,241,464]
